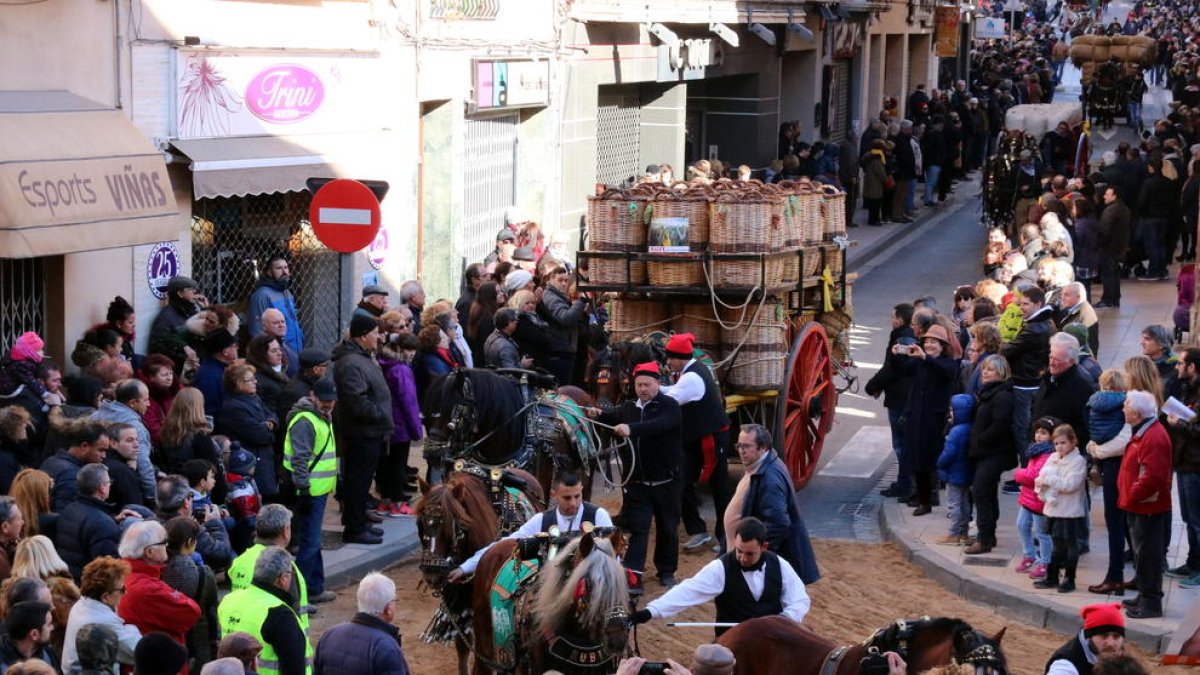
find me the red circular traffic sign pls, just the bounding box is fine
[309,179,382,253]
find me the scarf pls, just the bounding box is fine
[723,451,772,540]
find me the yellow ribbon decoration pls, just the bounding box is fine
[820,266,835,313]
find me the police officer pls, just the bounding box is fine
[661,333,733,553]
[447,471,612,582]
[284,378,339,605]
[218,547,312,675]
[630,517,810,637]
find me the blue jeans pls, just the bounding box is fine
[1053,60,1065,84]
[947,484,971,537]
[1141,217,1168,277]
[1099,457,1127,582]
[887,407,911,491]
[923,166,941,205]
[1128,101,1143,129]
[1017,505,1053,564]
[293,493,328,594]
[905,178,916,213]
[1178,471,1200,569]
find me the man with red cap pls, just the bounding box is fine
[1045,603,1125,675]
[590,361,683,587]
[661,333,733,554]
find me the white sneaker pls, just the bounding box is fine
[683,533,714,550]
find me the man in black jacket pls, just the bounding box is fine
[1033,334,1098,450]
[56,464,121,581]
[1166,348,1200,584]
[594,362,683,587]
[1096,186,1132,308]
[538,267,588,386]
[40,419,108,511]
[867,304,916,498]
[1135,156,1178,281]
[892,121,918,223]
[332,315,394,545]
[1002,286,1057,471]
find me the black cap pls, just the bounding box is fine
[298,348,331,369]
[496,228,516,242]
[166,276,199,296]
[349,314,378,338]
[362,284,389,298]
[313,378,338,401]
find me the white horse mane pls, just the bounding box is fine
[535,536,628,637]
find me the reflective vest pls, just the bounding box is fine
[284,411,338,496]
[218,584,313,675]
[228,544,309,630]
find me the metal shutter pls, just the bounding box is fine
[596,89,642,187]
[461,113,519,266]
[0,259,46,353]
[832,60,852,141]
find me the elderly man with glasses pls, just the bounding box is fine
[117,520,201,654]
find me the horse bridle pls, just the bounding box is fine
[861,618,1007,675]
[417,502,467,593]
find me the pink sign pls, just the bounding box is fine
[245,64,325,123]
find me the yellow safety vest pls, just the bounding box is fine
[228,544,310,630]
[284,411,338,496]
[218,584,313,675]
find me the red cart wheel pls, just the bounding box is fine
[775,322,837,490]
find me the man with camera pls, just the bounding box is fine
[628,517,810,637]
[617,644,736,675]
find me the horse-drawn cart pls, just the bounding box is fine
[577,179,854,490]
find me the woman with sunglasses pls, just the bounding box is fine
[62,556,142,675]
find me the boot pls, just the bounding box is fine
[1033,565,1060,589]
[1058,569,1076,593]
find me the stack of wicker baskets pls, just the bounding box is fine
[586,187,651,285]
[820,184,847,241]
[718,298,788,390]
[708,191,786,288]
[647,188,709,287]
[606,297,673,343]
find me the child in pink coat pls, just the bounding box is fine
[1014,416,1058,580]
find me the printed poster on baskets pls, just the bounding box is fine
[648,218,690,253]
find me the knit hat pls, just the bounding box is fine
[228,444,257,475]
[1062,324,1092,356]
[349,313,379,339]
[665,333,695,359]
[135,632,189,675]
[9,332,44,363]
[299,348,331,369]
[75,623,119,670]
[693,644,736,675]
[632,361,661,380]
[504,270,534,294]
[1082,602,1125,638]
[204,329,237,353]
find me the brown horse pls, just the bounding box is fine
[718,616,1008,675]
[414,469,545,675]
[468,531,632,675]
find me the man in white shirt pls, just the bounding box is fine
[447,472,612,581]
[629,517,810,637]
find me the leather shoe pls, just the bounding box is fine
[912,505,932,516]
[1094,301,1120,309]
[1087,580,1126,596]
[366,510,384,524]
[1126,605,1163,619]
[369,525,384,536]
[1121,596,1141,608]
[343,531,383,545]
[963,541,993,555]
[659,575,678,588]
[1122,580,1138,590]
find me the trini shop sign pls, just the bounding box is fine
[657,38,725,82]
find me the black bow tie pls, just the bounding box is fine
[740,559,766,573]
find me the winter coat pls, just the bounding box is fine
[378,352,424,445]
[413,349,455,402]
[742,450,820,584]
[1032,365,1097,448]
[860,151,889,200]
[161,553,219,672]
[1035,450,1089,518]
[936,394,975,486]
[194,358,229,417]
[1015,442,1054,514]
[155,510,234,573]
[969,380,1016,464]
[56,495,121,581]
[314,612,411,675]
[1072,214,1101,275]
[331,338,394,439]
[138,376,179,449]
[215,394,278,459]
[513,312,552,366]
[864,325,915,410]
[1058,302,1100,358]
[148,299,201,366]
[1001,306,1056,387]
[1087,390,1127,446]
[483,330,522,370]
[103,456,145,511]
[1096,199,1132,255]
[277,373,321,423]
[61,597,141,675]
[253,366,290,416]
[1118,418,1174,515]
[247,279,305,356]
[92,401,156,503]
[1168,379,1200,473]
[894,132,918,179]
[117,558,201,650]
[538,286,587,357]
[899,352,959,470]
[0,633,59,674]
[40,449,86,511]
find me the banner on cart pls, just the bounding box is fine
[648,217,690,253]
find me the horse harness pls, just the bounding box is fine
[842,617,1005,675]
[452,459,537,535]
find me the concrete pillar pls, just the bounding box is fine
[640,83,687,175]
[885,35,906,112]
[782,50,820,144]
[909,34,933,92]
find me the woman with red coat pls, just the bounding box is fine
[139,354,181,449]
[117,520,201,664]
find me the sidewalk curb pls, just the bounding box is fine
[325,519,420,590]
[878,500,1174,654]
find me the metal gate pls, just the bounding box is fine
[831,60,852,142]
[191,192,343,350]
[461,114,519,269]
[596,89,642,188]
[0,259,46,353]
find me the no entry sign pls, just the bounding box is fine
[309,179,382,253]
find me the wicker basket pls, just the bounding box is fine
[673,302,723,360]
[821,185,847,241]
[824,245,845,277]
[796,187,824,244]
[719,298,788,390]
[801,245,822,277]
[709,191,784,287]
[607,297,674,343]
[646,191,708,287]
[587,188,650,284]
[709,253,787,288]
[776,185,804,283]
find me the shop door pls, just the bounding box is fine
[191,193,343,350]
[0,258,46,352]
[830,60,852,141]
[461,114,519,269]
[596,89,642,187]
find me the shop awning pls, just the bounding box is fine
[169,133,385,200]
[0,91,180,259]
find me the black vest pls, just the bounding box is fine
[539,503,599,534]
[679,361,730,442]
[713,551,783,637]
[1044,634,1093,675]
